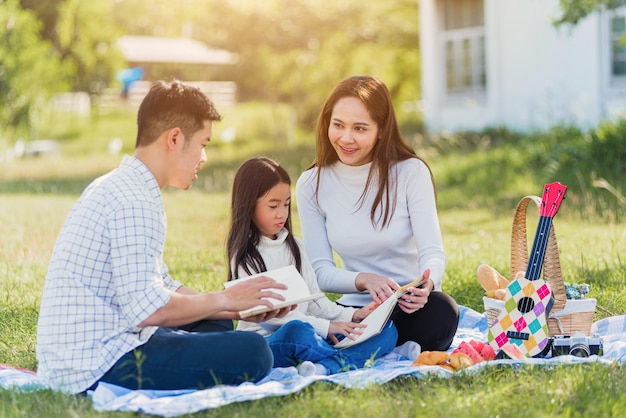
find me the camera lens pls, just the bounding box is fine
[569,344,590,358]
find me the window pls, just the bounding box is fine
[440,0,486,94]
[611,15,626,77]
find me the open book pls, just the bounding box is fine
[334,276,428,349]
[224,265,325,319]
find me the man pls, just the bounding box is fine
[36,80,292,394]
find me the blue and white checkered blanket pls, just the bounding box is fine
[2,306,624,417]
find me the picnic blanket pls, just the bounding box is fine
[2,306,626,417]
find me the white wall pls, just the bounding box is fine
[420,0,615,133]
[493,0,602,130]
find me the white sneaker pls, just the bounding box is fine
[297,361,329,377]
[393,341,421,361]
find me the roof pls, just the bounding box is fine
[117,35,238,65]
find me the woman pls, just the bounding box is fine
[295,75,459,351]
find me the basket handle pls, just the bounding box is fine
[510,195,567,313]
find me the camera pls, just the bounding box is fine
[551,332,603,357]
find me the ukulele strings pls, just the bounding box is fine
[520,187,561,314]
[527,186,562,282]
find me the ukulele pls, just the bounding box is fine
[487,182,567,357]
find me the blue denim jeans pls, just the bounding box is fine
[96,319,273,390]
[266,319,398,374]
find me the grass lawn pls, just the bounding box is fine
[1,108,625,417]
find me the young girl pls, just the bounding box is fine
[227,156,398,376]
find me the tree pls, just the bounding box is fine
[20,0,124,92]
[189,0,420,126]
[0,0,65,144]
[553,0,625,25]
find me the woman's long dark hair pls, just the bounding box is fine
[227,156,302,281]
[308,75,434,228]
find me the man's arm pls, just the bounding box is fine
[175,285,199,295]
[138,276,291,327]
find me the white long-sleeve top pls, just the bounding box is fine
[295,158,447,307]
[234,228,356,338]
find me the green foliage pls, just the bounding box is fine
[0,0,65,143]
[5,0,421,146]
[111,0,420,127]
[421,122,625,221]
[1,0,124,144]
[590,119,626,179]
[424,126,524,153]
[20,0,124,92]
[553,0,626,26]
[527,122,625,222]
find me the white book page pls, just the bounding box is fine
[224,265,324,318]
[333,276,427,349]
[334,294,398,349]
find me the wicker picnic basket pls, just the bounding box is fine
[483,195,596,336]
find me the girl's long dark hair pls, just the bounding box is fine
[227,156,302,281]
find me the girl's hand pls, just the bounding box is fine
[352,301,378,322]
[327,321,367,345]
[355,273,399,304]
[397,269,433,314]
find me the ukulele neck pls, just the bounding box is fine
[525,215,552,281]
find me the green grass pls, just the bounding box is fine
[1,107,625,417]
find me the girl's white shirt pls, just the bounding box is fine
[233,228,356,338]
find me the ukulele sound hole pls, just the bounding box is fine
[517,297,535,314]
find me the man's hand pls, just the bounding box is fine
[243,305,296,323]
[138,276,294,327]
[223,276,287,312]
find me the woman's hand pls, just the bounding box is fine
[396,270,433,314]
[327,321,367,345]
[355,273,399,304]
[352,301,378,322]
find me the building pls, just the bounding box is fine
[114,35,238,107]
[419,0,626,133]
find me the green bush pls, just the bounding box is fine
[11,102,625,221]
[424,122,624,221]
[526,122,625,222]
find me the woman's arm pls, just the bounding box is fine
[405,160,447,291]
[295,170,360,294]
